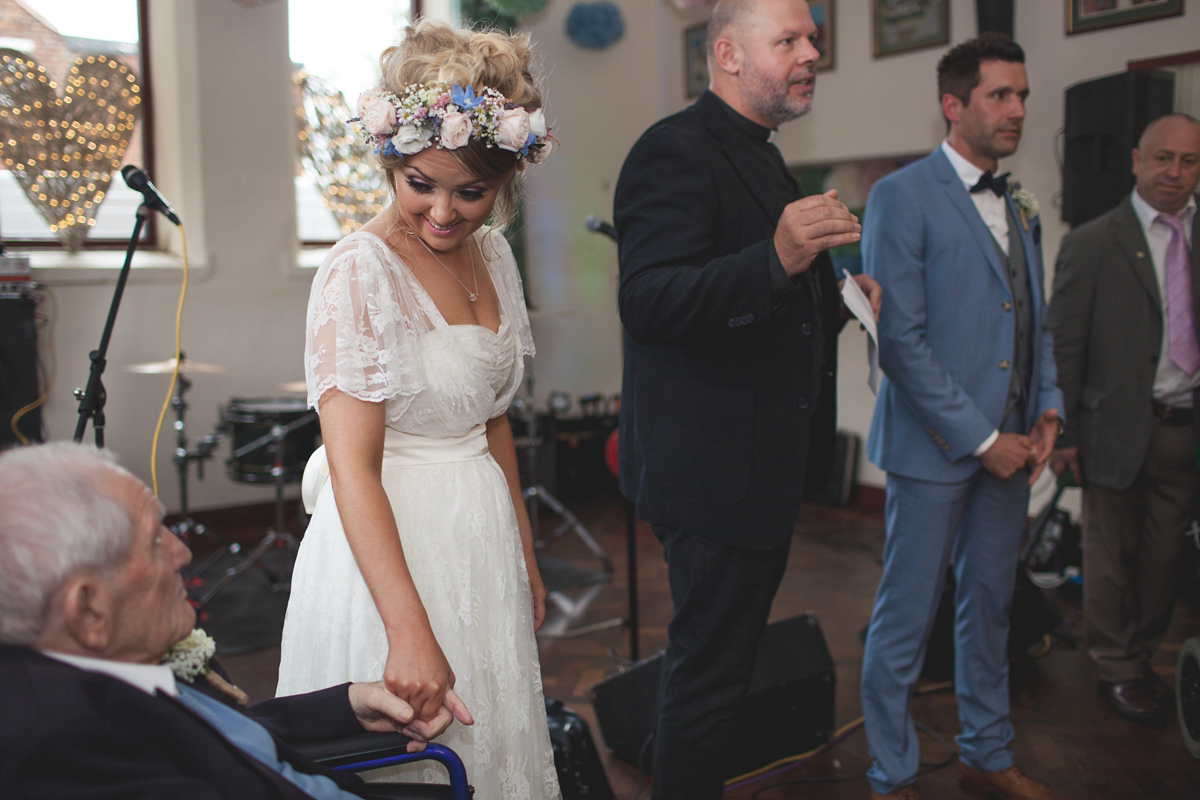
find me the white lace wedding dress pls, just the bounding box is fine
[277,227,561,800]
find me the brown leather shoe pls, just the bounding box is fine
[957,763,1062,799]
[868,785,919,799]
[1099,679,1166,726]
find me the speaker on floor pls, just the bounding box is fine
[0,294,42,448]
[589,614,836,779]
[1062,69,1174,228]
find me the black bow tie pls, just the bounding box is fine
[970,170,1010,197]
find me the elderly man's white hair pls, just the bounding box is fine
[0,443,136,645]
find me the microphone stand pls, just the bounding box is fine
[73,205,151,445]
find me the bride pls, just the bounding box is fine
[277,19,560,799]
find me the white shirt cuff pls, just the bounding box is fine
[973,430,1000,457]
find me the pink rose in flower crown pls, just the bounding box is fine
[360,96,398,136]
[439,111,472,149]
[496,108,531,152]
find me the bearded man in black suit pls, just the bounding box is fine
[0,442,470,800]
[614,1,879,797]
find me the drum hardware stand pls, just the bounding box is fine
[515,371,615,574]
[192,412,316,609]
[164,368,230,579]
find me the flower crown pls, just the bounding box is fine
[351,83,555,164]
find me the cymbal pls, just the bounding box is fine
[277,380,308,393]
[124,357,229,375]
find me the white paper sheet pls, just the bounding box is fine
[840,275,880,395]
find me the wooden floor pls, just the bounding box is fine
[205,497,1200,798]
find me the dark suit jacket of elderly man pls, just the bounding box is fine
[0,643,389,800]
[1048,194,1200,487]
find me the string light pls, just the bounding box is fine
[0,53,141,252]
[295,70,387,235]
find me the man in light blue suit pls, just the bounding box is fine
[859,34,1063,800]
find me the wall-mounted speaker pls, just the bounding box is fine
[1062,69,1175,228]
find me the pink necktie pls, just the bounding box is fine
[1160,212,1200,375]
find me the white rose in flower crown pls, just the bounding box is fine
[392,125,434,155]
[528,108,548,139]
[440,111,472,149]
[361,97,398,136]
[496,108,531,152]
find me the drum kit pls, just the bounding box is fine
[123,355,319,610]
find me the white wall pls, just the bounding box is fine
[25,0,1200,512]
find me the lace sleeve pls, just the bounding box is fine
[305,234,433,414]
[483,228,535,360]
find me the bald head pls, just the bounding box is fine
[1133,113,1200,215]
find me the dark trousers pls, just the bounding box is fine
[650,524,791,800]
[1083,415,1199,683]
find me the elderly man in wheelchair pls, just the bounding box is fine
[0,442,473,799]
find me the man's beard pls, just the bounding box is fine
[741,62,813,126]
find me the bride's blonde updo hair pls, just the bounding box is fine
[377,19,544,228]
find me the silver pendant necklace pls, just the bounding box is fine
[415,235,479,302]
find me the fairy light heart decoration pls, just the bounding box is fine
[0,50,141,252]
[295,70,386,235]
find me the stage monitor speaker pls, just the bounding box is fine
[0,294,42,448]
[590,613,835,779]
[1062,69,1174,228]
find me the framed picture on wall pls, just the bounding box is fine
[810,0,835,71]
[872,0,949,58]
[1067,0,1184,34]
[684,22,709,98]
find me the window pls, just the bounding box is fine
[290,0,415,244]
[0,0,150,251]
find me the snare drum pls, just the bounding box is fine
[223,397,319,484]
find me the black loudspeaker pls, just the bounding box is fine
[975,0,1014,37]
[590,614,836,779]
[0,294,42,448]
[1062,69,1175,228]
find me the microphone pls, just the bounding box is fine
[585,215,617,242]
[121,165,181,225]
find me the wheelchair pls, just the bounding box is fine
[296,731,471,799]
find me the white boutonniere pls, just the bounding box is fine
[1010,181,1038,232]
[162,628,248,705]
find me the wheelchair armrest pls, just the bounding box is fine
[295,731,414,769]
[293,734,472,800]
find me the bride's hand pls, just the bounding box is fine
[383,625,456,723]
[525,552,547,632]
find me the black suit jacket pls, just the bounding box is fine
[614,91,841,549]
[1048,194,1200,490]
[0,644,372,800]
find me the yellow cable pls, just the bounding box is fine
[10,287,56,445]
[151,225,189,496]
[722,680,956,786]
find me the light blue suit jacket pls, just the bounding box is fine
[864,147,1064,483]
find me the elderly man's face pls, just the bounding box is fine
[734,0,821,126]
[103,472,195,664]
[1133,116,1200,216]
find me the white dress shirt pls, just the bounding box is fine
[1130,188,1200,408]
[941,140,1010,256]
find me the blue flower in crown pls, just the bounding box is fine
[451,84,486,111]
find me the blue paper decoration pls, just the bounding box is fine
[566,2,625,50]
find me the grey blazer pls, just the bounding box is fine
[1047,195,1200,490]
